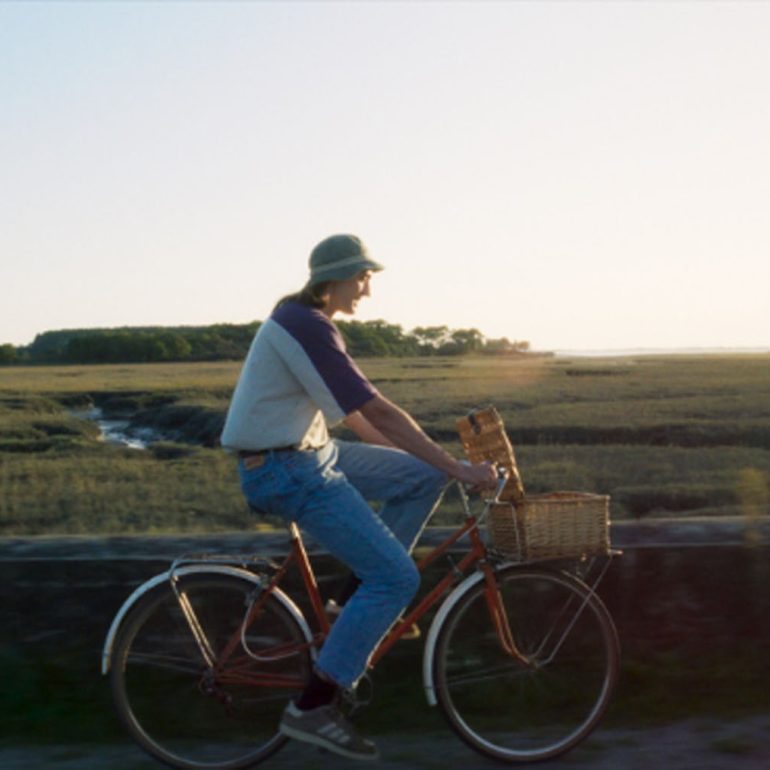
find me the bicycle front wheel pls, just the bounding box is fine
[111,572,312,769]
[433,565,619,763]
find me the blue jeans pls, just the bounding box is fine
[238,439,447,688]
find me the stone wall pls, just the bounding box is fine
[2,518,769,742]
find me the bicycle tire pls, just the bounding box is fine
[110,572,312,769]
[433,564,619,763]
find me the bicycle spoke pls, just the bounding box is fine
[444,661,529,688]
[125,651,205,676]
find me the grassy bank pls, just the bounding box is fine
[1,354,769,535]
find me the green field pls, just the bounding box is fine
[1,354,769,535]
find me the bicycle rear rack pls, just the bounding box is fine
[169,552,281,575]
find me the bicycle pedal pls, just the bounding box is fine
[340,673,374,718]
[400,622,421,641]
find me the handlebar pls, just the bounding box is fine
[458,462,509,502]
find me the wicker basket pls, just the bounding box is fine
[488,492,610,561]
[456,407,525,504]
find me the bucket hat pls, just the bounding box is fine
[308,234,384,286]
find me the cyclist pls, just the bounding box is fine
[221,234,496,761]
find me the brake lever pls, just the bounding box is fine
[489,465,510,503]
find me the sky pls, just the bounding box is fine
[1,0,769,352]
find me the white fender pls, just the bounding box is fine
[101,564,314,674]
[421,561,517,706]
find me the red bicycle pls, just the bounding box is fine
[103,472,620,768]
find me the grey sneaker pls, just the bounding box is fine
[279,701,379,761]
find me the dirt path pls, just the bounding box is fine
[4,718,770,769]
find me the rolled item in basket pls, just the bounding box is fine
[456,407,525,504]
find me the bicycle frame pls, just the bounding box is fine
[105,474,617,699]
[370,508,529,667]
[186,476,532,688]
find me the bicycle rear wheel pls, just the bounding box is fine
[111,572,312,769]
[433,565,619,763]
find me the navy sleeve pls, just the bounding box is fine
[271,303,379,415]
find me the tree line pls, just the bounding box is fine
[0,321,531,365]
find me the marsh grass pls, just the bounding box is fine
[1,354,769,534]
[0,447,251,535]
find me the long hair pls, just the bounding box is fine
[273,281,331,312]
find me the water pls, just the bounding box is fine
[554,346,770,358]
[71,407,160,450]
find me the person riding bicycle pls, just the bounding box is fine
[220,234,496,761]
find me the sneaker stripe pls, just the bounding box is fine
[320,725,350,744]
[280,703,379,761]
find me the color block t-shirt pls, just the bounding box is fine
[220,302,378,451]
